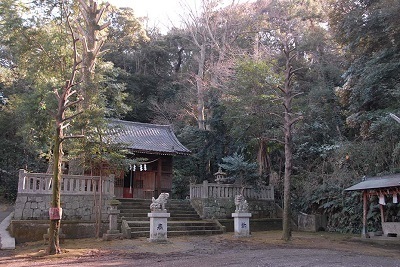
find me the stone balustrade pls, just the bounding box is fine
[189,181,275,219]
[18,169,114,195]
[14,169,115,221]
[190,181,274,200]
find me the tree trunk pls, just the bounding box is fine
[48,126,63,254]
[281,39,296,241]
[197,43,206,130]
[45,0,109,254]
[257,138,270,184]
[282,117,293,241]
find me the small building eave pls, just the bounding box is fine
[345,174,400,191]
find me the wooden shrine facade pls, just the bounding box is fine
[107,119,191,199]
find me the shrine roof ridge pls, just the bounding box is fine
[107,119,191,156]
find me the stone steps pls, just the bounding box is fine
[117,199,224,238]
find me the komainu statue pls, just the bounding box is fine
[234,194,249,213]
[150,193,169,212]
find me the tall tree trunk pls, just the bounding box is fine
[48,127,63,254]
[257,138,270,184]
[45,0,109,255]
[281,38,300,241]
[197,43,206,130]
[282,111,293,241]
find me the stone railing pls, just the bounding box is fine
[18,169,114,195]
[190,181,274,200]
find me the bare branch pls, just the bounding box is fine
[389,113,400,124]
[63,134,85,140]
[61,122,70,130]
[65,89,78,100]
[62,110,84,123]
[77,0,90,14]
[292,91,304,98]
[291,67,302,74]
[269,138,285,145]
[270,112,284,120]
[277,85,285,94]
[95,3,110,24]
[289,115,303,126]
[98,21,111,31]
[64,97,84,111]
[54,88,60,99]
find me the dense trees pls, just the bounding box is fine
[0,0,399,236]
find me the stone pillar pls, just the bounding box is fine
[148,193,170,242]
[18,169,26,193]
[232,212,252,237]
[232,194,251,237]
[202,180,209,198]
[103,198,123,241]
[148,211,170,242]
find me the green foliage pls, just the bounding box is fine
[0,96,47,200]
[218,153,259,186]
[171,170,191,199]
[224,58,281,144]
[330,0,400,139]
[175,125,227,182]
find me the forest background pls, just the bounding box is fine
[0,0,399,234]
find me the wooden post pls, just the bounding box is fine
[380,204,385,224]
[157,158,162,197]
[362,190,368,238]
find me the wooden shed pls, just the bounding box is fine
[107,119,191,199]
[345,174,400,238]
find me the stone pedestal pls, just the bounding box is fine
[148,212,170,242]
[232,212,252,237]
[103,198,123,241]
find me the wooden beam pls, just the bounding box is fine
[362,190,368,238]
[389,113,400,124]
[157,158,162,196]
[380,203,385,224]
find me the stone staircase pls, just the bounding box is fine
[118,199,224,238]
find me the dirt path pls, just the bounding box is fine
[0,231,399,266]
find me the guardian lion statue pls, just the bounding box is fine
[234,194,249,213]
[150,193,169,212]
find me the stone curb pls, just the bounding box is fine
[0,211,15,249]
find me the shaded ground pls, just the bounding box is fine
[0,231,399,267]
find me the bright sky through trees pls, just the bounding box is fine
[106,0,187,30]
[106,0,251,32]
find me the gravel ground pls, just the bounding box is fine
[0,231,399,267]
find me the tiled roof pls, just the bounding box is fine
[345,174,400,191]
[107,119,191,156]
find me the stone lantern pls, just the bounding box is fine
[103,197,123,241]
[214,167,227,184]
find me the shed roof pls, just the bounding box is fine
[107,119,191,156]
[345,174,400,191]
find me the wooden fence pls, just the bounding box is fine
[18,169,114,195]
[190,181,274,200]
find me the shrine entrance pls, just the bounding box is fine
[105,120,191,199]
[123,170,156,199]
[116,154,174,200]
